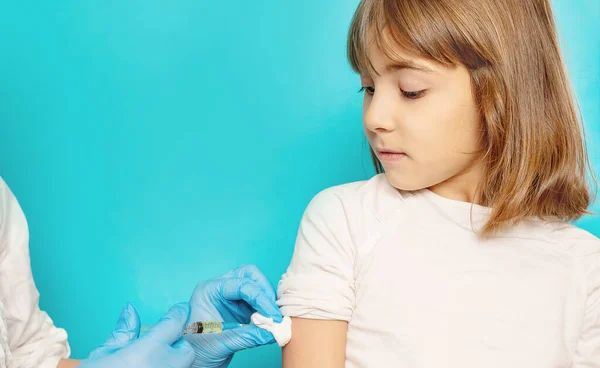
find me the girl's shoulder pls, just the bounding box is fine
[563,224,600,258]
[308,173,401,213]
[302,174,403,246]
[305,174,403,226]
[542,220,600,247]
[554,224,600,303]
[536,221,600,269]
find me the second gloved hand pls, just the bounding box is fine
[187,264,283,368]
[79,302,195,368]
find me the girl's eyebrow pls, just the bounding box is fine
[385,59,438,74]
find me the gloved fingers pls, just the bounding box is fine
[183,333,236,367]
[220,278,283,323]
[221,264,278,302]
[145,302,191,345]
[85,303,140,361]
[220,325,277,352]
[105,302,141,346]
[169,338,195,368]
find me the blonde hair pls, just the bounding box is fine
[347,0,596,235]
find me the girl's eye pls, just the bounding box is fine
[359,86,426,100]
[358,86,375,95]
[401,89,426,99]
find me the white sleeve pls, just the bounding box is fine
[572,250,600,367]
[276,188,356,321]
[0,179,70,368]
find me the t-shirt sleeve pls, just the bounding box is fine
[276,187,356,321]
[572,249,600,367]
[0,178,71,367]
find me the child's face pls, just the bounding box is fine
[361,43,484,194]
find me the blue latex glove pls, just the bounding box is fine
[79,302,195,368]
[187,264,283,368]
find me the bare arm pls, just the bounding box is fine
[57,359,81,368]
[282,318,347,368]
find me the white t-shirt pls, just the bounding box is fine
[0,178,70,367]
[277,174,600,368]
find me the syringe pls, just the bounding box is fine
[141,320,249,336]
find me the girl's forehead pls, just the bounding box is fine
[359,23,461,77]
[364,43,445,77]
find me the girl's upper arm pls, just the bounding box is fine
[278,187,357,367]
[572,248,600,366]
[282,318,348,368]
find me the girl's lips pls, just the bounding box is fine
[377,150,407,162]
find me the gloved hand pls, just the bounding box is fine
[79,302,195,368]
[187,264,283,368]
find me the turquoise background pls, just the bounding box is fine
[0,0,597,366]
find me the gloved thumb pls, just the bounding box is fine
[145,302,191,345]
[104,302,141,346]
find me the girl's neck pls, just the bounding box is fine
[427,160,484,205]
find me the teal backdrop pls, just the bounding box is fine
[0,1,598,366]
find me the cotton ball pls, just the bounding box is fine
[250,313,292,347]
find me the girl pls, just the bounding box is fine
[276,0,600,367]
